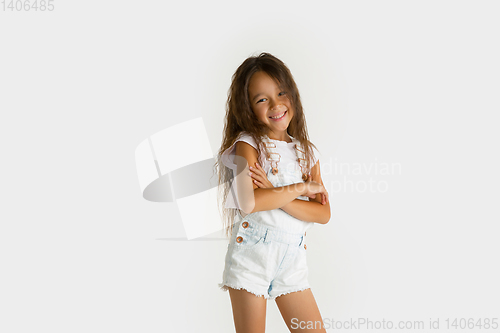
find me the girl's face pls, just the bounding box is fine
[247,71,293,138]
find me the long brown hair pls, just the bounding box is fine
[215,52,319,237]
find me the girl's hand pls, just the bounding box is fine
[303,175,329,205]
[248,162,274,189]
[304,174,318,200]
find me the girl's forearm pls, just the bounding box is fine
[280,199,331,224]
[249,184,306,213]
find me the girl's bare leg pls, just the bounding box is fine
[228,287,267,333]
[275,288,326,332]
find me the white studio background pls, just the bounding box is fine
[1,1,499,332]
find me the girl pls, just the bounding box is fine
[216,52,330,333]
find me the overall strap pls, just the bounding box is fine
[261,135,281,175]
[291,137,309,181]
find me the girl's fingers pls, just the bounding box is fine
[253,163,273,188]
[249,172,271,189]
[249,172,263,183]
[250,165,264,177]
[253,179,263,188]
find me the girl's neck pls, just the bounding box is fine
[265,130,292,143]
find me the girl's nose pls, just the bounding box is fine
[270,102,285,111]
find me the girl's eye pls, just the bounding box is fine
[257,92,286,104]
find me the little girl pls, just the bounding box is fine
[216,52,330,333]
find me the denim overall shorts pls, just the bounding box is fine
[219,147,311,300]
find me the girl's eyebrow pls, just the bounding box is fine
[251,93,265,102]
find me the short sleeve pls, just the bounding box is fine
[221,132,258,170]
[221,132,259,211]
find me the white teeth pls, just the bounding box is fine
[270,111,286,119]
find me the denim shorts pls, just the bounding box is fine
[218,217,310,300]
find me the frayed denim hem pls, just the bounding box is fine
[218,283,270,299]
[269,285,311,300]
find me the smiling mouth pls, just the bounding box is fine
[269,110,287,120]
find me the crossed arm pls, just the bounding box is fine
[234,141,331,224]
[250,161,331,224]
